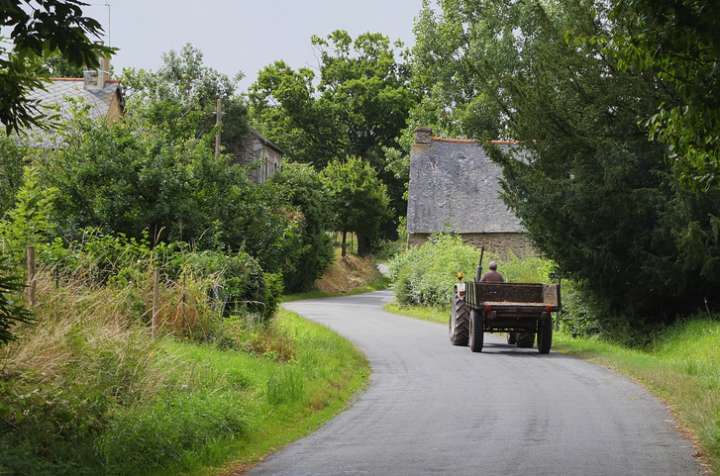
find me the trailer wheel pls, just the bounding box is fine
[449,295,469,346]
[516,332,535,348]
[507,332,517,345]
[469,309,484,352]
[537,313,553,354]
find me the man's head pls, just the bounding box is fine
[489,261,498,271]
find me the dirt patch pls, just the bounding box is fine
[315,254,382,293]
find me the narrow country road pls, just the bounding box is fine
[249,291,700,476]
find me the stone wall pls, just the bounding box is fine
[409,232,536,257]
[238,132,282,183]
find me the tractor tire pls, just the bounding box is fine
[469,309,484,353]
[517,332,535,348]
[507,332,517,345]
[449,295,469,346]
[537,313,553,354]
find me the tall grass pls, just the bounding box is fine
[0,271,369,475]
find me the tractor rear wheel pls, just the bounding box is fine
[449,295,469,346]
[516,332,535,348]
[469,309,484,353]
[537,313,553,354]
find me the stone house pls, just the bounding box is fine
[237,128,283,183]
[26,59,124,148]
[407,127,534,256]
[26,60,282,183]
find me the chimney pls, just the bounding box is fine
[414,127,433,145]
[83,57,110,90]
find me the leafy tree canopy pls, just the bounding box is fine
[249,30,416,227]
[321,157,390,256]
[121,43,249,155]
[610,0,720,192]
[411,0,720,325]
[0,0,113,132]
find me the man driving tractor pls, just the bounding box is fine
[480,261,504,283]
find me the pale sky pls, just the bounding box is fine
[83,0,424,91]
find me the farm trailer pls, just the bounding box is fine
[449,273,561,354]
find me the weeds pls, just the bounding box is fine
[0,268,368,476]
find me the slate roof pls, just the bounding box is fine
[407,135,525,234]
[24,78,122,147]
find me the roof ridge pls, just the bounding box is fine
[48,77,120,84]
[431,136,519,145]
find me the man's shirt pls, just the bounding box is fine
[480,271,505,283]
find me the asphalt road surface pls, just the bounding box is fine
[249,291,700,476]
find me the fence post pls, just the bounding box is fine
[26,245,36,307]
[151,266,160,338]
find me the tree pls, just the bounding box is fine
[35,104,254,249]
[321,157,390,256]
[0,0,113,132]
[248,31,416,229]
[0,134,26,218]
[0,264,32,345]
[1,167,58,264]
[248,61,348,169]
[269,163,334,291]
[121,43,249,153]
[610,0,720,192]
[411,0,720,326]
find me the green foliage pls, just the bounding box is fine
[411,0,720,323]
[172,249,276,319]
[610,0,720,191]
[0,0,113,132]
[269,163,334,291]
[0,297,368,476]
[321,157,391,255]
[389,234,551,307]
[36,104,252,249]
[249,30,415,228]
[1,167,58,264]
[266,365,305,405]
[0,134,26,218]
[121,43,249,152]
[0,263,32,344]
[97,391,246,474]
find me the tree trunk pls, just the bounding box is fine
[357,234,372,257]
[341,230,348,257]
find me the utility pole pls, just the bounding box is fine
[215,97,223,158]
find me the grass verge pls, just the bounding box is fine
[554,322,718,473]
[1,306,369,476]
[166,308,370,476]
[284,275,388,303]
[385,302,718,473]
[384,302,447,324]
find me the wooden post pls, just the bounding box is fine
[26,245,36,307]
[214,97,223,158]
[151,266,160,338]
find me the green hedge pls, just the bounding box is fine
[389,234,552,307]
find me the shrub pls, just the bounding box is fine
[389,234,552,307]
[0,134,25,219]
[0,263,32,344]
[268,163,334,292]
[169,250,282,322]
